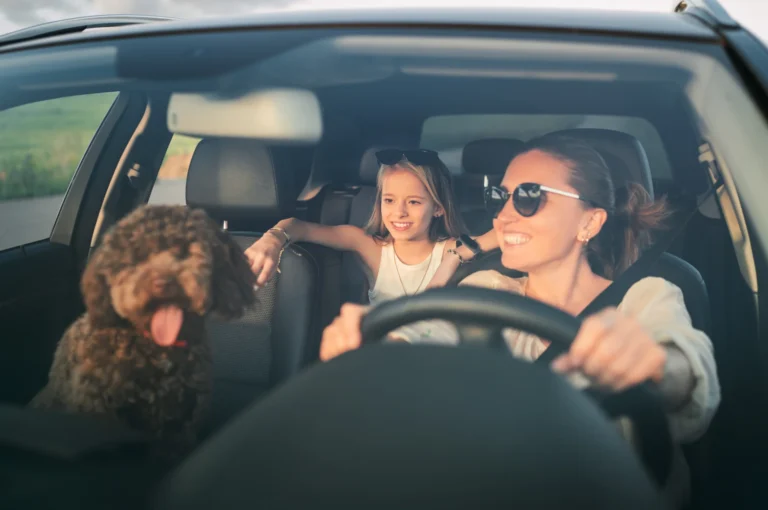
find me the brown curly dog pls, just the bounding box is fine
[28,204,256,459]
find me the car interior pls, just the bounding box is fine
[0,15,766,510]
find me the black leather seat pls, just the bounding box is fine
[450,128,711,338]
[186,138,321,434]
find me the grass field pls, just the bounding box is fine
[0,92,200,200]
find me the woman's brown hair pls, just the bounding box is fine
[522,134,673,279]
[364,155,465,243]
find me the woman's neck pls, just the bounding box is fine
[525,255,611,316]
[392,237,435,264]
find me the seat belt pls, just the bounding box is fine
[536,179,722,365]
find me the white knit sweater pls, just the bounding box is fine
[387,270,721,444]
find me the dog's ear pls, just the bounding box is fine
[208,225,257,319]
[80,247,123,327]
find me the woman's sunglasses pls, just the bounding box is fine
[484,179,598,218]
[376,148,441,167]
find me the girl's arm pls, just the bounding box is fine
[246,218,379,286]
[273,218,371,253]
[426,229,499,289]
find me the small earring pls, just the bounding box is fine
[579,233,590,244]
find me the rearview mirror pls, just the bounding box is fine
[166,88,322,143]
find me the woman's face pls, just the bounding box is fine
[493,149,599,273]
[380,167,441,242]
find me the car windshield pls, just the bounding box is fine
[1,14,767,510]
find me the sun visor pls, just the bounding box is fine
[167,88,322,144]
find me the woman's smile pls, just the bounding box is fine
[501,232,532,246]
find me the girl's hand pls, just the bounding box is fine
[320,303,370,361]
[551,308,667,391]
[244,233,286,287]
[426,236,481,289]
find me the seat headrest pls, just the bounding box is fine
[357,145,388,186]
[542,128,654,199]
[357,136,421,186]
[186,138,296,223]
[462,138,525,175]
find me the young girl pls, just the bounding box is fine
[244,148,497,308]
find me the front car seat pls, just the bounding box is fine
[186,138,321,434]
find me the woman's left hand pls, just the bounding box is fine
[551,307,667,391]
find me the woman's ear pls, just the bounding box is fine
[579,209,608,240]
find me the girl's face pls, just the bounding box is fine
[380,167,442,243]
[493,150,600,273]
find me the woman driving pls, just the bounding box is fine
[319,134,721,448]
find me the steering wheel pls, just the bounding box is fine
[360,286,673,487]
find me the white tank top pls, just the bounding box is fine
[368,240,446,306]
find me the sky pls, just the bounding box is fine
[0,0,766,46]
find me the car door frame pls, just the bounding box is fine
[0,88,149,405]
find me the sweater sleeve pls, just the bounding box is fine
[618,277,721,443]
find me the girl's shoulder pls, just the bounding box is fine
[458,270,526,294]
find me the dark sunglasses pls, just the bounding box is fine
[375,148,440,167]
[484,177,599,218]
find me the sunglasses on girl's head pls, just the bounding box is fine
[484,181,596,218]
[375,148,440,167]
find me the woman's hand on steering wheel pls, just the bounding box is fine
[320,303,370,361]
[551,307,667,392]
[321,300,669,395]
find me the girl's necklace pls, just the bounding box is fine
[393,246,433,296]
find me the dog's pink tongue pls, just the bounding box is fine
[150,306,183,347]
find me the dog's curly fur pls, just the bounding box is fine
[28,204,256,458]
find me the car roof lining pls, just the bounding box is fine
[0,7,718,55]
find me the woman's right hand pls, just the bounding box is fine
[320,303,370,361]
[244,234,286,286]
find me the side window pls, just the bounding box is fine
[0,92,118,252]
[148,135,201,206]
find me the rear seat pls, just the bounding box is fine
[185,138,321,434]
